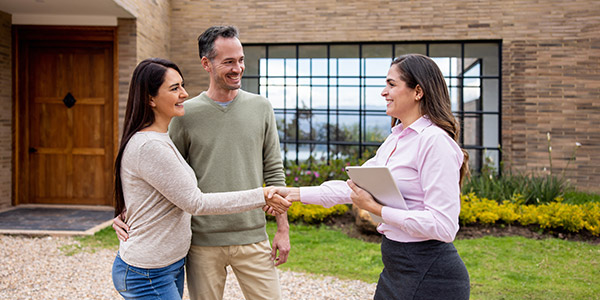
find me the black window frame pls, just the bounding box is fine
[242,41,502,173]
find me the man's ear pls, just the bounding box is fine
[201,56,211,72]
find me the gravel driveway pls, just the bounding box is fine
[0,235,376,299]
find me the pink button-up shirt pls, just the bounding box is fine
[300,116,464,243]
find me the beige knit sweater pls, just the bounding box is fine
[118,131,265,268]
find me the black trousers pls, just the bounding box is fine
[374,236,470,300]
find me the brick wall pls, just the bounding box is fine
[117,18,137,140]
[114,0,171,60]
[0,11,11,209]
[169,0,600,192]
[114,0,171,141]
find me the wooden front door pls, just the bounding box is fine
[15,27,117,206]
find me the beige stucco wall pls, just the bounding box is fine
[168,0,600,191]
[0,11,11,209]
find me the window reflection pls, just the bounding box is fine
[247,42,501,172]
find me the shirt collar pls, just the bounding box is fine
[391,115,432,134]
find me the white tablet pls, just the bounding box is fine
[345,166,407,223]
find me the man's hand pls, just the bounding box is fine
[112,211,130,242]
[271,213,290,266]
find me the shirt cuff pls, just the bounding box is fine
[381,206,407,230]
[300,186,322,205]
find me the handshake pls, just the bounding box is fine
[261,186,300,216]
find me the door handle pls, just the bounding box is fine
[29,147,37,153]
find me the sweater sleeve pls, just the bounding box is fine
[262,102,286,187]
[136,139,266,215]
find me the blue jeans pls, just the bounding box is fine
[112,253,185,300]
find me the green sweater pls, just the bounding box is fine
[169,90,285,246]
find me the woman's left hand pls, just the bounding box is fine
[347,179,383,217]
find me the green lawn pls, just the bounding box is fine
[74,222,599,299]
[458,236,599,300]
[265,222,599,300]
[267,222,383,281]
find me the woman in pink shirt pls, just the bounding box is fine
[275,54,470,299]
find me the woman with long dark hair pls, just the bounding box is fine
[274,54,470,299]
[111,58,290,300]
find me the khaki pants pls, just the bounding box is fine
[185,239,281,300]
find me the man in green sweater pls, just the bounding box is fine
[113,26,289,300]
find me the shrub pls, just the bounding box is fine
[581,202,600,235]
[285,202,349,224]
[496,201,520,224]
[517,205,539,226]
[464,134,582,206]
[525,174,569,204]
[460,193,600,236]
[460,195,500,225]
[563,190,600,204]
[266,202,349,224]
[462,168,569,206]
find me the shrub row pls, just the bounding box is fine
[277,192,600,236]
[286,202,349,223]
[460,193,600,236]
[265,201,349,224]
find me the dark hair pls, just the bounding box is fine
[114,58,184,217]
[197,25,239,60]
[390,54,470,185]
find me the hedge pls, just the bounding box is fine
[460,193,600,236]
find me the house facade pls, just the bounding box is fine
[0,0,598,209]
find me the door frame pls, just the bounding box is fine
[12,25,119,206]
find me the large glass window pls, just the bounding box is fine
[243,42,502,172]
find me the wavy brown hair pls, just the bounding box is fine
[114,58,184,217]
[390,54,470,185]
